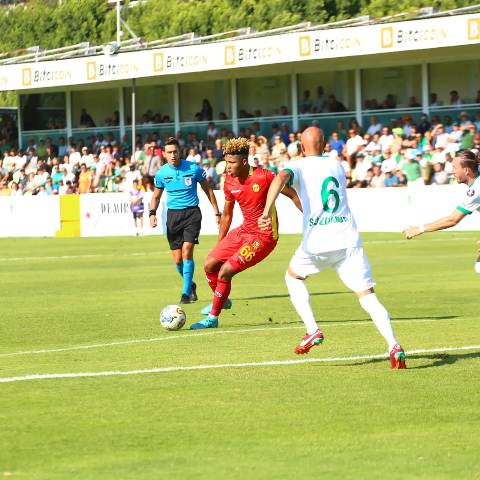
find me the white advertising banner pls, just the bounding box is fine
[1,185,479,238]
[1,13,479,91]
[0,195,59,237]
[77,184,480,238]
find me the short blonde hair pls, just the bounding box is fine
[223,137,250,157]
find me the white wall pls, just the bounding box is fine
[237,76,291,116]
[430,60,480,105]
[362,65,422,108]
[72,89,118,127]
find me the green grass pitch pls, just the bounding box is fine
[0,232,479,479]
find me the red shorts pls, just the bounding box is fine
[209,227,277,273]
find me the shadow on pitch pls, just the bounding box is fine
[231,314,459,328]
[328,350,480,369]
[236,291,348,301]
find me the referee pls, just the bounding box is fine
[149,137,221,304]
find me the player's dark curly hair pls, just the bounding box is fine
[223,137,249,157]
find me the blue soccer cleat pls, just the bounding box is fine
[200,298,233,316]
[190,316,219,330]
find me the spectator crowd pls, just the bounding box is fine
[1,106,480,197]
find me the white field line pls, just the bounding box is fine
[0,317,451,358]
[0,236,473,262]
[0,252,149,262]
[0,345,478,384]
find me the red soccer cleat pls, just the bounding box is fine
[390,344,407,369]
[295,330,324,355]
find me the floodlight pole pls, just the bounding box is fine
[116,0,122,46]
[131,78,136,159]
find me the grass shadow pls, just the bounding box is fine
[327,350,480,368]
[236,291,348,301]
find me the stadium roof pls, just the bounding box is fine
[1,3,480,65]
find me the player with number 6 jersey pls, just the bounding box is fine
[190,137,302,330]
[259,127,406,369]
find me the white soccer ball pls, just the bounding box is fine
[160,305,186,331]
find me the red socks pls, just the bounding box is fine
[205,271,218,292]
[211,279,231,317]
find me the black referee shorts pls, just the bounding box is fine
[166,206,202,250]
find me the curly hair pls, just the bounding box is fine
[223,137,250,157]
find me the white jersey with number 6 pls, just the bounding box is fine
[284,155,361,254]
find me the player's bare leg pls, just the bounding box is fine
[286,267,324,354]
[356,288,406,369]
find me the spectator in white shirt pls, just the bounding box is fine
[69,145,81,167]
[345,128,364,166]
[379,127,394,152]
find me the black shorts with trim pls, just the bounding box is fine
[166,206,202,250]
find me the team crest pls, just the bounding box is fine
[252,183,260,193]
[467,189,475,197]
[184,177,192,186]
[251,241,260,249]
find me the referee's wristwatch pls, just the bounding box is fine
[215,212,222,217]
[149,209,157,217]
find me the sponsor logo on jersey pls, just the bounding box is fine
[467,189,475,197]
[231,189,241,193]
[252,183,260,192]
[309,215,349,227]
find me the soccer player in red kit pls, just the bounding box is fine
[190,137,302,329]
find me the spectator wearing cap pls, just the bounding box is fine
[449,90,463,105]
[352,151,372,183]
[384,167,399,187]
[459,112,472,128]
[33,166,49,188]
[202,158,219,190]
[400,150,423,185]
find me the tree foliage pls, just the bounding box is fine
[0,0,471,53]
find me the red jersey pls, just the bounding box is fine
[224,167,278,240]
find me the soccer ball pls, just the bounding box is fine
[160,305,186,331]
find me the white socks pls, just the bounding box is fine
[359,293,398,351]
[285,272,318,335]
[285,272,398,350]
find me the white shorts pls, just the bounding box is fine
[289,246,375,293]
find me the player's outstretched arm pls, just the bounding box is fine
[199,180,222,224]
[218,200,234,241]
[149,187,163,228]
[404,209,465,239]
[258,170,292,230]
